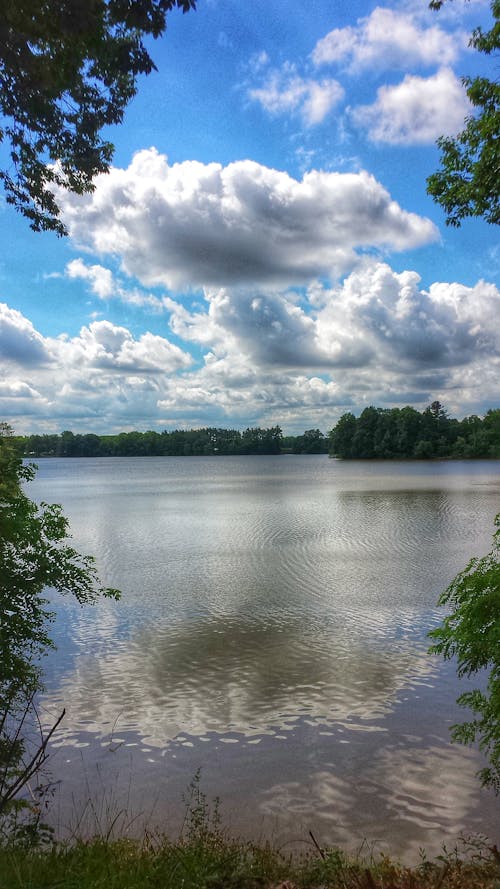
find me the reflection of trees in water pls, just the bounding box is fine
[45,611,435,745]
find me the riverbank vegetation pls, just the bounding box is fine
[328,402,500,460]
[0,826,499,889]
[0,776,499,889]
[0,763,499,886]
[12,425,328,457]
[10,403,500,459]
[0,424,119,844]
[429,514,500,792]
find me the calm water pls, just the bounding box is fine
[30,456,499,860]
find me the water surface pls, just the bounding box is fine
[30,457,500,859]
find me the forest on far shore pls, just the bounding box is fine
[329,402,500,459]
[9,403,500,459]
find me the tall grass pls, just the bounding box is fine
[0,773,498,888]
[1,832,499,888]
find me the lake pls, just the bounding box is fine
[30,456,499,860]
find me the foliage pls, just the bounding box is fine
[429,515,500,792]
[13,408,500,459]
[0,423,119,831]
[0,0,196,234]
[328,403,500,459]
[427,0,500,225]
[17,425,285,458]
[291,428,328,454]
[0,828,498,888]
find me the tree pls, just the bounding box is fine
[351,407,380,459]
[292,429,327,454]
[0,0,196,235]
[427,0,499,225]
[395,406,423,456]
[0,423,119,826]
[328,412,356,458]
[429,515,500,792]
[425,0,500,777]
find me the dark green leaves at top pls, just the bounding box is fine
[0,0,196,234]
[427,0,500,226]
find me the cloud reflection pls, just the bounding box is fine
[259,742,492,860]
[43,610,437,747]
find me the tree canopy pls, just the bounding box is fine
[15,425,285,458]
[427,0,500,225]
[0,0,196,234]
[328,403,500,460]
[8,409,500,459]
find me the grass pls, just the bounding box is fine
[1,831,500,889]
[1,775,499,889]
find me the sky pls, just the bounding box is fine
[1,0,499,435]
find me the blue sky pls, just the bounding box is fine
[1,0,499,434]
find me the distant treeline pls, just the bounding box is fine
[328,402,500,459]
[11,404,500,459]
[15,426,328,458]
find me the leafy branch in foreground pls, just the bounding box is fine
[429,514,500,792]
[0,422,119,836]
[427,0,500,226]
[0,0,196,234]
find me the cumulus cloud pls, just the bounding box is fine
[248,62,344,126]
[351,68,470,145]
[312,7,464,71]
[314,263,500,371]
[0,303,51,366]
[213,289,316,366]
[163,264,500,377]
[3,260,500,432]
[56,320,192,374]
[156,263,500,426]
[66,259,115,299]
[0,303,194,430]
[0,379,48,415]
[0,380,42,399]
[57,149,437,290]
[66,259,169,311]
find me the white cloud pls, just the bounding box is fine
[0,303,194,430]
[56,321,192,374]
[157,262,500,428]
[314,263,500,370]
[3,260,500,433]
[0,303,51,365]
[248,63,344,126]
[312,7,464,71]
[247,50,269,74]
[57,149,437,290]
[351,68,470,145]
[0,380,42,399]
[164,263,500,378]
[205,287,319,367]
[66,259,114,299]
[65,259,169,311]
